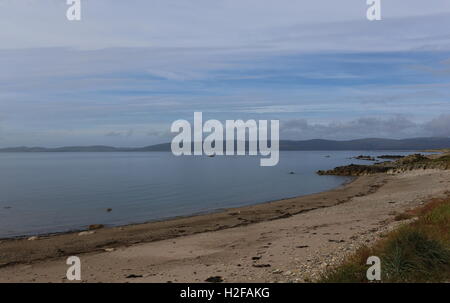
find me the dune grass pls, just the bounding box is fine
[319,196,450,283]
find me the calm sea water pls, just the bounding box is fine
[0,151,420,238]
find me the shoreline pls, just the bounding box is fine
[0,176,356,241]
[1,149,437,241]
[1,168,449,282]
[0,174,378,267]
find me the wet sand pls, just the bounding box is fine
[0,169,449,282]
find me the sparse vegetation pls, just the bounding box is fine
[319,196,450,283]
[377,155,405,159]
[394,213,414,221]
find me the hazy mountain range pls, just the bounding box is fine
[1,137,450,152]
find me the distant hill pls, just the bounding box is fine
[1,137,450,152]
[0,144,172,153]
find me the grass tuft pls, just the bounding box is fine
[319,197,450,283]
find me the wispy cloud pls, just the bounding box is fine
[0,1,450,146]
[280,115,450,140]
[424,114,450,137]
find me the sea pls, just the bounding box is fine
[0,150,421,238]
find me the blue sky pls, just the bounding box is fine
[1,0,450,147]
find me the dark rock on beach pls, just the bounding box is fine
[126,274,143,279]
[205,276,223,283]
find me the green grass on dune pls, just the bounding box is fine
[319,197,450,283]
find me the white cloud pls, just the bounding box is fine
[424,114,450,137]
[1,1,450,51]
[281,115,450,140]
[0,1,449,146]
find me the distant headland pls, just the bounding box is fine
[1,137,450,152]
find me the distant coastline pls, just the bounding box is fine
[1,137,450,152]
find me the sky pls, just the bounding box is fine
[1,0,450,147]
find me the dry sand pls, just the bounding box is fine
[0,169,449,282]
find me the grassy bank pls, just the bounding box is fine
[319,195,450,283]
[318,151,450,176]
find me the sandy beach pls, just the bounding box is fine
[0,169,449,282]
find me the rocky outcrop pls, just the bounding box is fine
[377,155,405,160]
[317,164,390,176]
[394,154,428,164]
[352,155,377,161]
[387,155,450,173]
[317,153,450,176]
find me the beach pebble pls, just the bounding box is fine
[104,248,115,252]
[272,269,283,274]
[78,231,95,236]
[27,236,38,241]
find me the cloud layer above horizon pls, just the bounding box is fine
[1,0,450,147]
